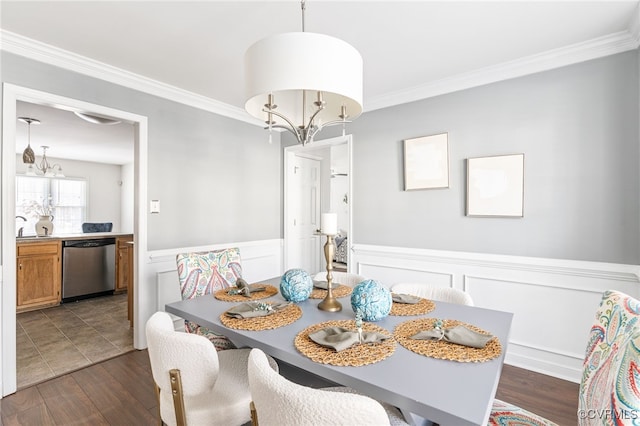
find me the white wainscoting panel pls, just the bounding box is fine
[352,244,640,383]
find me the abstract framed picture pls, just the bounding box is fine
[466,153,524,217]
[403,133,449,190]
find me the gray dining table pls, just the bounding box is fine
[165,277,513,426]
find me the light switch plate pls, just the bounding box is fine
[150,200,160,214]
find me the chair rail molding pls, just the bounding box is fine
[352,243,640,383]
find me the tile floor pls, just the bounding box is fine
[16,293,133,389]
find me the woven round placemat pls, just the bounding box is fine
[294,320,396,367]
[214,284,279,302]
[220,303,302,331]
[389,296,436,316]
[394,318,502,363]
[309,284,353,299]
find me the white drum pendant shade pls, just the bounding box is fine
[245,32,363,128]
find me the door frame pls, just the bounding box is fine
[1,83,148,396]
[283,135,353,272]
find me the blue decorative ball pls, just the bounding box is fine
[280,269,313,302]
[350,279,392,321]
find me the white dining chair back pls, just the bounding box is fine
[248,348,407,426]
[390,283,474,306]
[313,271,366,288]
[146,311,257,426]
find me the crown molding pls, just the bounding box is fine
[1,28,638,118]
[0,30,264,127]
[629,2,640,46]
[365,30,640,112]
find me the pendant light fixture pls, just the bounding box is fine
[18,117,65,177]
[18,117,39,164]
[244,0,363,145]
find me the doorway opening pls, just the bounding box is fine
[2,84,148,396]
[283,135,353,274]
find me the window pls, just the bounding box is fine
[16,176,87,236]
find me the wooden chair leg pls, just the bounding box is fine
[169,369,187,426]
[154,383,162,426]
[250,401,259,426]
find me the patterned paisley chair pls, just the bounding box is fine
[489,290,640,425]
[176,248,243,351]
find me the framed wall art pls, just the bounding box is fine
[466,153,524,217]
[403,133,449,190]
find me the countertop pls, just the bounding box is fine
[16,232,133,244]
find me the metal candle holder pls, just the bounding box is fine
[317,234,342,312]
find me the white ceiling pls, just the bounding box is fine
[3,1,639,165]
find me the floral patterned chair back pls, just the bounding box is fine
[490,290,640,426]
[578,290,640,425]
[176,248,242,351]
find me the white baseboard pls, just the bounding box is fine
[352,243,640,383]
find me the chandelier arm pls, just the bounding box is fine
[304,106,324,132]
[318,119,353,128]
[306,125,324,143]
[261,108,304,140]
[264,123,307,144]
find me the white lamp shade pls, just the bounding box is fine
[245,32,363,127]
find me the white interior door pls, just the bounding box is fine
[284,135,352,275]
[291,155,321,274]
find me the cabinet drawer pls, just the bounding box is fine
[17,242,60,256]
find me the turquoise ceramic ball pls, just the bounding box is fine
[350,279,392,321]
[280,269,313,302]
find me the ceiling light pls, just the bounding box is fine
[25,145,65,178]
[74,111,121,125]
[244,0,363,146]
[18,117,39,165]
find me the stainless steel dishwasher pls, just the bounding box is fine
[62,238,116,302]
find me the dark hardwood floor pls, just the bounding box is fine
[1,349,578,425]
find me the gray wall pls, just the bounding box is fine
[4,49,638,263]
[1,52,282,251]
[303,51,640,264]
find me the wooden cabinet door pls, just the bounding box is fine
[116,235,134,327]
[116,236,133,292]
[16,243,61,311]
[116,245,130,292]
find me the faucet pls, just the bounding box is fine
[16,215,26,238]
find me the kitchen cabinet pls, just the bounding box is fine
[116,236,134,326]
[16,241,61,312]
[116,236,133,293]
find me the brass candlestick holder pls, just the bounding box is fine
[317,234,342,312]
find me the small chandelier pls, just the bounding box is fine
[244,0,363,145]
[26,146,65,177]
[18,117,64,177]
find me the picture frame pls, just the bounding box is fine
[466,153,524,217]
[403,133,449,190]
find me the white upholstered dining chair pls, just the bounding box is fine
[390,283,474,306]
[248,348,408,426]
[146,311,278,426]
[313,271,366,288]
